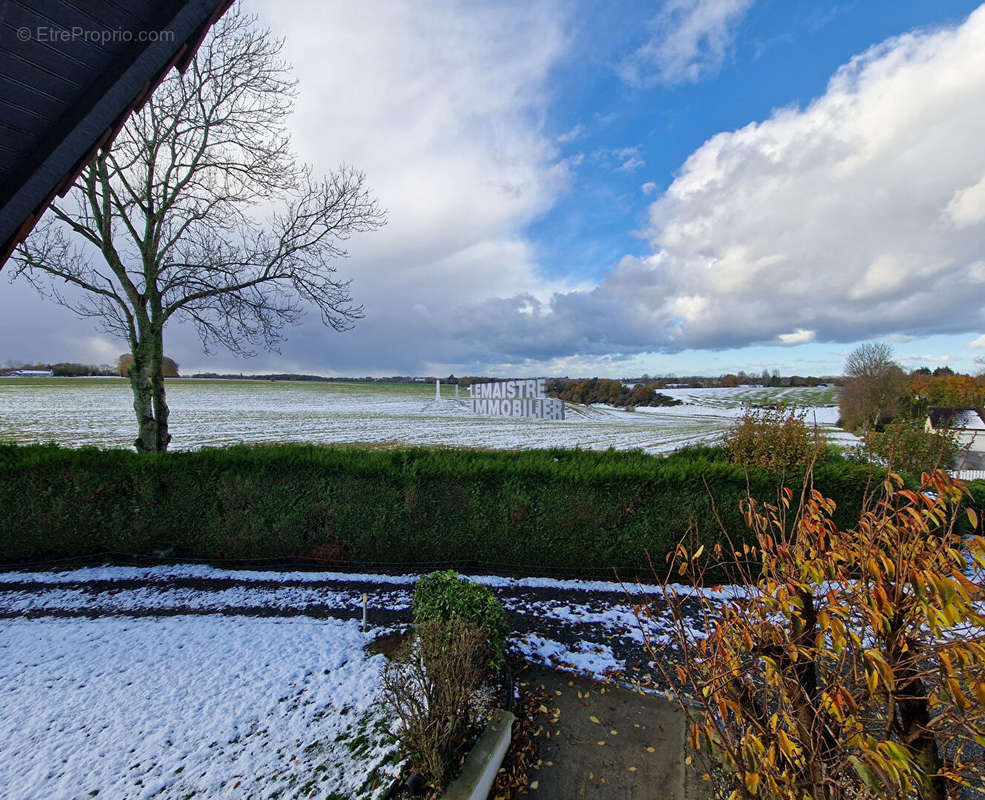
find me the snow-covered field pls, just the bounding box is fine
[0,378,844,454]
[0,613,401,799]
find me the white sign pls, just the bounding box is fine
[468,379,565,420]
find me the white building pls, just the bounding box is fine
[925,407,985,452]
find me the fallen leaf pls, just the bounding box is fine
[646,747,655,753]
[530,781,539,790]
[609,729,618,735]
[598,740,606,746]
[589,715,600,724]
[629,766,637,772]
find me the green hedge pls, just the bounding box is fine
[0,442,896,577]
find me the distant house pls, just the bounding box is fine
[925,407,985,452]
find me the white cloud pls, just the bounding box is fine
[620,0,754,87]
[233,0,576,372]
[557,123,584,144]
[944,173,985,228]
[778,329,815,346]
[641,181,658,195]
[2,0,579,376]
[883,333,917,343]
[456,6,985,362]
[616,157,646,173]
[968,335,985,349]
[592,145,645,174]
[899,353,951,364]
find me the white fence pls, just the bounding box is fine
[952,470,985,481]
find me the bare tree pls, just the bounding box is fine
[844,341,895,381]
[12,10,385,451]
[839,342,905,432]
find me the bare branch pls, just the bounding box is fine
[10,6,384,451]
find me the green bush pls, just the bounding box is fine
[413,570,508,670]
[860,419,962,476]
[0,442,892,579]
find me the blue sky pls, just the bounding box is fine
[4,0,985,377]
[535,0,982,283]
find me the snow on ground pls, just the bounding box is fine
[0,378,846,454]
[515,634,624,675]
[0,563,746,601]
[0,615,401,799]
[0,564,721,666]
[0,563,741,798]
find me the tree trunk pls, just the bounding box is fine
[148,319,171,452]
[896,676,947,800]
[128,340,158,453]
[127,317,171,453]
[888,625,947,800]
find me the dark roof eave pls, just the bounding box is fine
[0,0,234,268]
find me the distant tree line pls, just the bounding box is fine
[1,360,115,377]
[626,371,835,389]
[190,373,452,383]
[52,363,115,377]
[546,378,683,408]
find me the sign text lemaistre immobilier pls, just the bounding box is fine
[468,379,565,420]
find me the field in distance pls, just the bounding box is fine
[0,378,842,454]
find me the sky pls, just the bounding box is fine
[4,0,985,378]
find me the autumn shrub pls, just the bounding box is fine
[723,406,825,473]
[860,419,963,475]
[645,470,985,800]
[381,618,494,789]
[413,570,509,671]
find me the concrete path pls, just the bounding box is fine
[522,665,705,800]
